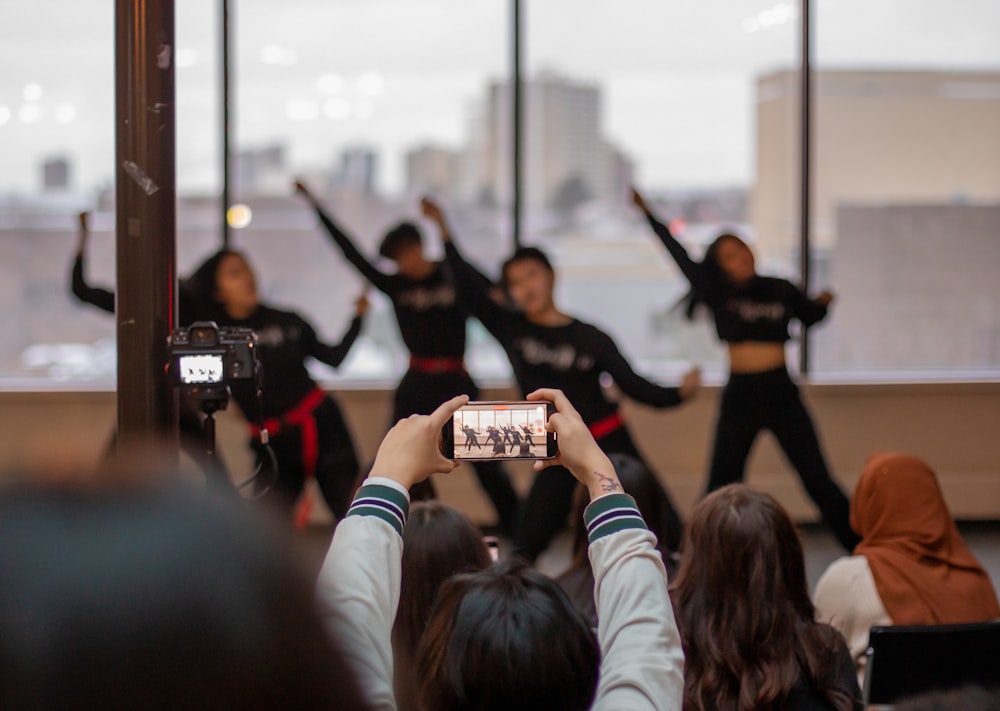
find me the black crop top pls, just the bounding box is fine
[312,205,492,360]
[643,212,828,343]
[444,242,683,426]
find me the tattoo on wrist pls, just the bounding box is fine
[594,472,622,494]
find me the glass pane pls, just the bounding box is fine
[0,1,507,386]
[520,0,800,381]
[811,0,1000,378]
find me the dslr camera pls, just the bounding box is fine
[168,321,258,401]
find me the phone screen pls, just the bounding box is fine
[178,354,224,384]
[443,401,557,461]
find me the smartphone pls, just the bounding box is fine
[441,400,558,461]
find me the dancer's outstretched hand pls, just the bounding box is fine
[76,212,90,255]
[293,179,313,199]
[526,388,623,501]
[369,394,468,489]
[815,290,835,307]
[630,187,648,212]
[354,289,370,317]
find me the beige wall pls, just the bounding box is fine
[2,382,997,527]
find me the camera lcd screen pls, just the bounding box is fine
[448,401,555,460]
[178,354,224,384]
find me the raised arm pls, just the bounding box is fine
[788,282,832,328]
[422,198,518,344]
[302,292,368,369]
[70,212,115,314]
[294,180,394,294]
[527,389,684,710]
[316,396,467,711]
[594,329,700,409]
[631,188,702,286]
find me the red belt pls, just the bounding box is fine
[588,411,624,440]
[409,355,466,374]
[249,387,326,529]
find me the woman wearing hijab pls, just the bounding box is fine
[813,453,1000,674]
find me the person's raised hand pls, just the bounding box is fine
[293,178,312,198]
[630,187,647,212]
[526,388,622,501]
[680,366,701,401]
[368,394,468,490]
[816,290,835,307]
[76,212,90,254]
[354,289,370,318]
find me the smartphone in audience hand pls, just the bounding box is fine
[440,400,558,461]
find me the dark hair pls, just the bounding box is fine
[379,221,423,260]
[500,246,554,288]
[182,248,248,316]
[0,480,366,709]
[416,559,600,711]
[682,232,745,320]
[672,484,856,711]
[393,502,490,708]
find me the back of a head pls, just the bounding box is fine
[673,484,851,711]
[0,480,366,710]
[415,559,599,711]
[395,502,491,655]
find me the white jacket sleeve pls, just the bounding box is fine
[316,479,410,711]
[586,493,685,711]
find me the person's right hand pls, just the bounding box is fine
[368,395,468,490]
[526,388,623,501]
[76,212,90,254]
[630,187,647,212]
[293,179,311,197]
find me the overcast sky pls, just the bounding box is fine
[1,0,998,196]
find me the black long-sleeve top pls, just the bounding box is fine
[444,242,683,426]
[643,212,829,343]
[71,255,115,314]
[225,305,362,419]
[311,204,494,360]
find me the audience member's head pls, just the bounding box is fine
[852,452,1000,625]
[895,686,1000,711]
[672,484,856,711]
[415,559,599,711]
[0,477,365,710]
[393,502,490,707]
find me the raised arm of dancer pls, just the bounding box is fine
[70,212,115,314]
[422,198,518,343]
[790,284,833,327]
[304,291,369,368]
[630,187,702,286]
[595,329,701,408]
[294,180,394,294]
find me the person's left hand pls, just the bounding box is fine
[368,395,469,489]
[816,291,835,307]
[355,290,370,317]
[680,366,701,401]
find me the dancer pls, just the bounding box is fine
[186,249,366,527]
[69,212,231,489]
[509,428,522,454]
[632,187,859,550]
[521,425,535,447]
[424,199,700,559]
[294,181,518,534]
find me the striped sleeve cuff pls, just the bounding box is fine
[345,483,410,537]
[583,493,647,544]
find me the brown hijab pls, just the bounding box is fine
[851,453,1000,625]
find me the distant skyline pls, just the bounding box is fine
[1,0,998,197]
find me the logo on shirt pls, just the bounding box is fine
[398,285,456,311]
[726,298,786,322]
[516,337,594,372]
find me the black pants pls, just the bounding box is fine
[392,368,519,536]
[253,396,360,522]
[707,367,859,551]
[513,424,684,560]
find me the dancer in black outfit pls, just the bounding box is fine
[423,199,700,559]
[631,188,859,550]
[186,249,367,527]
[69,212,231,489]
[294,181,518,534]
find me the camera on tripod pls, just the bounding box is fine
[167,321,258,405]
